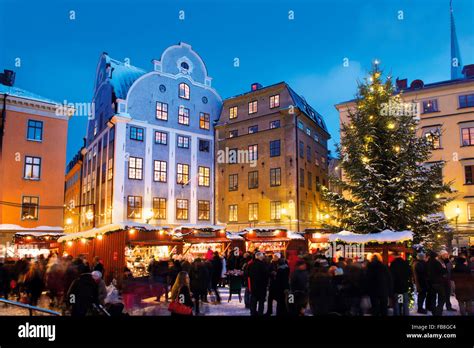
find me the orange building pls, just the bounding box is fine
[0,70,70,247]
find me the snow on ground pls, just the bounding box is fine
[0,287,462,316]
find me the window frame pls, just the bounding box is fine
[198,200,210,221]
[153,197,167,219]
[177,135,190,149]
[269,94,280,109]
[153,160,167,182]
[127,195,142,219]
[128,156,143,180]
[176,199,189,220]
[270,201,281,220]
[177,163,190,185]
[229,106,238,119]
[130,126,144,141]
[154,131,168,145]
[248,203,259,221]
[178,83,190,100]
[199,112,210,130]
[270,167,281,187]
[248,170,259,189]
[178,106,190,126]
[21,196,39,220]
[156,101,169,121]
[248,100,258,114]
[229,174,238,191]
[198,166,210,187]
[27,120,43,142]
[24,156,42,180]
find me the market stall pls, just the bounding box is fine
[241,227,306,256]
[175,225,231,259]
[327,230,413,264]
[59,223,179,281]
[303,228,331,254]
[12,231,64,259]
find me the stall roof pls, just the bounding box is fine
[226,232,244,240]
[15,232,64,237]
[242,226,288,232]
[174,224,226,231]
[58,222,170,242]
[328,230,413,244]
[0,224,63,232]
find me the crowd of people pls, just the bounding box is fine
[0,247,473,317]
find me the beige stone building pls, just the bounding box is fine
[215,82,330,232]
[336,65,474,247]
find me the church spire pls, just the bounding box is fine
[450,0,463,79]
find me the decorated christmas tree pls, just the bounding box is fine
[323,63,453,249]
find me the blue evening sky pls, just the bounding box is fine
[1,0,473,163]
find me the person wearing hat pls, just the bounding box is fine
[439,250,456,312]
[413,253,428,314]
[92,271,107,306]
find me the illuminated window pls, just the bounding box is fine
[461,127,474,146]
[468,203,474,221]
[465,165,474,185]
[24,156,41,180]
[156,102,168,120]
[130,126,144,141]
[270,95,280,109]
[248,144,258,161]
[155,131,167,145]
[229,205,238,222]
[248,125,258,134]
[127,196,142,219]
[198,200,210,220]
[269,120,280,129]
[248,203,258,221]
[200,112,210,130]
[153,198,166,219]
[229,174,238,191]
[270,168,281,187]
[229,106,238,119]
[459,94,474,108]
[21,196,39,220]
[270,201,281,220]
[176,199,189,220]
[229,130,238,138]
[177,135,190,148]
[179,83,190,99]
[178,106,190,125]
[177,163,189,184]
[248,100,258,114]
[422,99,439,113]
[248,171,258,189]
[128,157,143,180]
[154,160,167,182]
[198,166,210,186]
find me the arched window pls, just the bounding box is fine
[179,82,190,100]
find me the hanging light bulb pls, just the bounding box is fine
[387,122,396,130]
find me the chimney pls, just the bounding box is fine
[410,79,424,90]
[395,78,407,91]
[251,83,262,91]
[0,69,15,87]
[462,64,474,79]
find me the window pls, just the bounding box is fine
[153,198,166,219]
[21,196,39,220]
[156,102,168,120]
[199,139,210,152]
[308,172,313,190]
[422,99,439,113]
[229,130,238,138]
[177,163,189,184]
[270,168,281,187]
[127,196,142,219]
[248,171,258,189]
[248,144,258,161]
[314,134,319,143]
[248,203,258,221]
[461,127,474,146]
[198,166,210,186]
[270,201,281,220]
[176,199,189,220]
[306,128,311,136]
[270,95,280,109]
[459,94,474,108]
[229,106,238,119]
[299,168,305,187]
[198,200,210,220]
[229,174,238,191]
[154,160,167,182]
[200,112,210,130]
[128,157,143,180]
[229,205,238,222]
[155,131,167,145]
[27,120,43,141]
[468,203,474,221]
[130,126,144,141]
[299,141,304,158]
[248,100,258,114]
[423,129,441,149]
[297,120,304,130]
[307,146,312,161]
[270,140,281,157]
[107,158,113,180]
[248,125,258,134]
[179,83,190,99]
[178,106,190,125]
[465,165,474,185]
[24,156,41,180]
[269,120,280,129]
[177,135,190,148]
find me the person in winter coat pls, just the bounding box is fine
[23,262,44,307]
[340,262,364,316]
[210,252,223,303]
[309,264,336,315]
[0,261,10,299]
[241,253,252,309]
[273,257,290,316]
[265,253,281,316]
[439,250,455,312]
[189,259,209,315]
[45,256,65,308]
[290,260,309,316]
[92,271,107,305]
[148,258,169,302]
[169,271,193,316]
[426,251,446,316]
[389,252,412,316]
[413,253,429,314]
[451,257,474,315]
[67,272,99,317]
[366,253,392,316]
[92,257,105,278]
[248,252,269,316]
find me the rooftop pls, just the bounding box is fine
[0,84,60,105]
